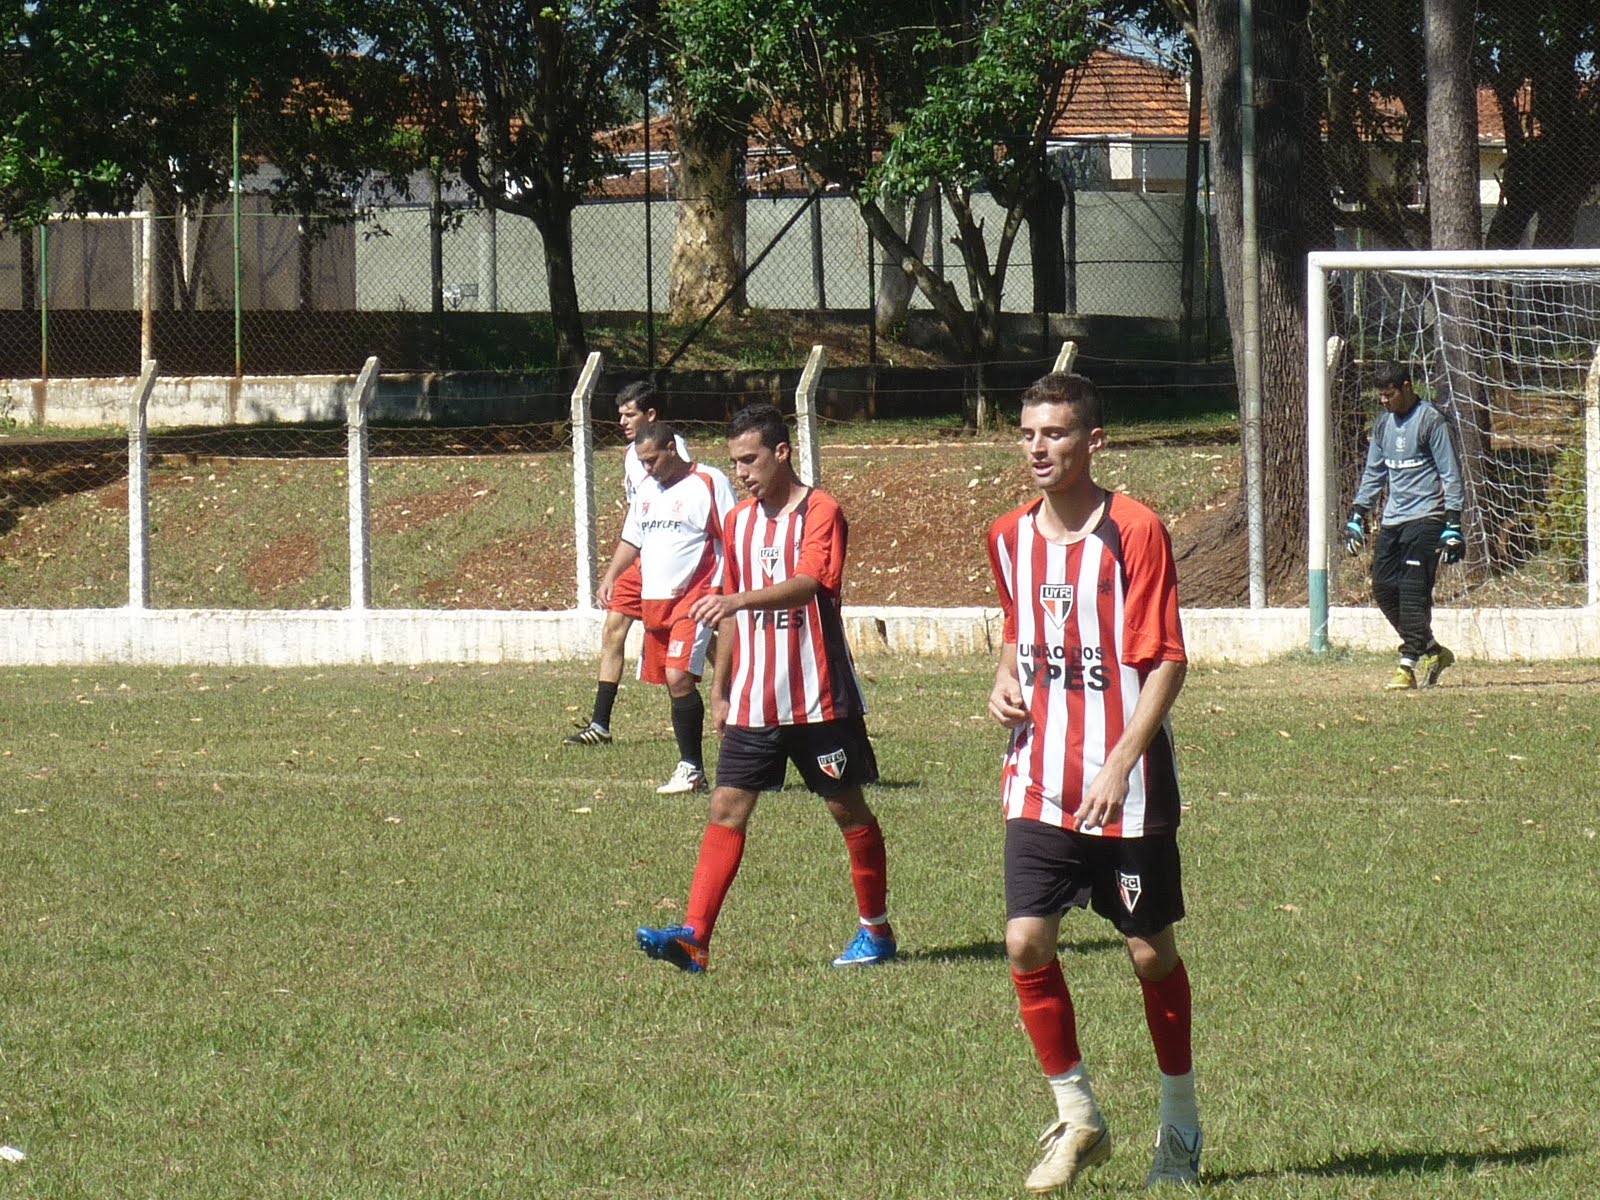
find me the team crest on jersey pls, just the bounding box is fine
[817,748,847,779]
[758,546,783,578]
[1039,583,1075,626]
[1118,871,1143,913]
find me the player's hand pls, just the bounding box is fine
[1438,521,1465,564]
[597,575,616,608]
[711,693,730,737]
[989,675,1029,728]
[1343,511,1366,557]
[1077,767,1129,832]
[690,592,737,626]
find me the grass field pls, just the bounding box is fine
[3,655,1598,1198]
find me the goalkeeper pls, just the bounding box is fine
[1343,362,1465,690]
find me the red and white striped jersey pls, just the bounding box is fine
[623,464,736,621]
[988,492,1186,837]
[722,488,867,728]
[623,434,691,504]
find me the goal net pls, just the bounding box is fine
[1307,250,1600,650]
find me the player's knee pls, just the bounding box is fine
[1126,931,1179,981]
[600,615,631,652]
[1005,924,1056,972]
[708,788,756,828]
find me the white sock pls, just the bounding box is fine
[1046,1064,1103,1129]
[1159,1070,1200,1130]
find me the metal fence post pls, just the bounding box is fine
[348,356,379,612]
[1584,344,1600,608]
[794,344,826,486]
[126,360,158,610]
[571,352,604,609]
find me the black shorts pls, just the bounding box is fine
[1004,818,1184,938]
[716,717,879,798]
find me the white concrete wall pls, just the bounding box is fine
[0,603,1593,668]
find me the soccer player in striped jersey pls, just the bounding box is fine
[598,420,735,794]
[565,382,693,748]
[635,403,894,973]
[987,373,1200,1192]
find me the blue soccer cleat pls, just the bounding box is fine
[831,925,897,967]
[635,924,708,973]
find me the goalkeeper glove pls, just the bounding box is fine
[1344,509,1367,557]
[1439,512,1465,564]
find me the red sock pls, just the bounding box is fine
[1140,959,1193,1076]
[1012,959,1081,1076]
[684,823,745,946]
[842,821,890,936]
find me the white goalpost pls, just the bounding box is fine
[1307,248,1600,656]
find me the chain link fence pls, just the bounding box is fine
[0,122,1223,380]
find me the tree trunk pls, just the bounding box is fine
[1024,174,1067,315]
[19,227,35,312]
[874,186,935,333]
[1424,0,1480,250]
[537,206,589,368]
[858,198,980,359]
[1179,46,1204,357]
[1424,0,1491,574]
[669,109,746,323]
[1193,0,1334,599]
[148,174,181,313]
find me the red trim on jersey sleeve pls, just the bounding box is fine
[721,502,752,594]
[1110,495,1187,669]
[987,500,1039,645]
[793,490,846,593]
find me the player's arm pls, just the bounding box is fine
[1077,658,1187,830]
[1346,421,1387,551]
[691,572,821,626]
[596,539,639,608]
[988,641,1028,728]
[709,614,736,735]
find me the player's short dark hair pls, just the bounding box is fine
[1373,362,1412,389]
[634,420,676,451]
[616,380,660,413]
[726,403,791,451]
[1021,372,1103,433]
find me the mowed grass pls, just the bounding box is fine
[2,656,1597,1198]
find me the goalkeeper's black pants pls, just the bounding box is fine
[1370,516,1445,661]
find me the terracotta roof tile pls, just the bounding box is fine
[1051,49,1203,139]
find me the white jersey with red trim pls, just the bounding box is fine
[622,462,736,604]
[623,434,691,504]
[988,492,1186,837]
[723,488,867,728]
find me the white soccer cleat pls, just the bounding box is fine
[656,761,708,795]
[1025,1120,1111,1193]
[1145,1123,1202,1188]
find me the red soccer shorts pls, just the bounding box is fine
[640,606,712,685]
[608,560,644,620]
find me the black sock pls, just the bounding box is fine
[592,681,619,731]
[670,690,705,768]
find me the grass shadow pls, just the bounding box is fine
[902,935,1123,964]
[1210,1143,1569,1185]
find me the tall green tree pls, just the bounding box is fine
[671,0,1096,417]
[0,1,409,311]
[357,0,649,366]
